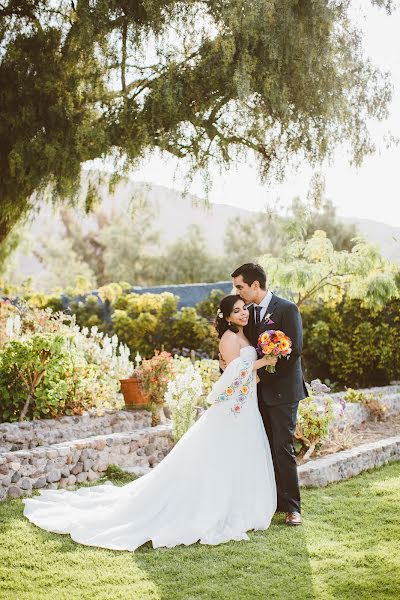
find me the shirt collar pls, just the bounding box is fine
[255,290,272,309]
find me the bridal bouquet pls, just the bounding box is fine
[256,330,292,373]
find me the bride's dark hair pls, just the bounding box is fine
[215,295,243,339]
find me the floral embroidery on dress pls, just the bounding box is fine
[216,360,253,415]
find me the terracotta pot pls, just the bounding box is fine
[119,376,148,407]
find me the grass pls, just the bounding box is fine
[0,462,399,600]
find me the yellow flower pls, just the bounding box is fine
[260,332,271,343]
[279,339,290,351]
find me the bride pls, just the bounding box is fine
[23,295,277,551]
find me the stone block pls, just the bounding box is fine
[61,466,71,478]
[9,461,21,471]
[47,469,61,483]
[67,474,77,486]
[33,476,47,489]
[71,463,83,475]
[144,444,156,456]
[20,478,32,491]
[94,439,107,450]
[96,461,109,472]
[7,486,22,498]
[11,471,21,484]
[83,459,94,471]
[87,470,98,482]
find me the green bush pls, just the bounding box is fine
[7,287,220,360]
[196,288,227,321]
[302,298,400,389]
[9,287,400,389]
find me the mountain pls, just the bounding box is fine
[8,173,400,288]
[341,216,400,263]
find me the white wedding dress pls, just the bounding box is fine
[23,347,277,551]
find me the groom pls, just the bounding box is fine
[231,263,308,526]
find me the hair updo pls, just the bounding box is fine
[215,294,243,339]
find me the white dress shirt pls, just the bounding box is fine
[252,290,273,324]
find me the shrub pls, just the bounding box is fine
[344,387,386,421]
[295,396,334,461]
[0,304,131,422]
[196,289,227,321]
[302,298,400,389]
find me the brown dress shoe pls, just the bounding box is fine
[285,511,302,526]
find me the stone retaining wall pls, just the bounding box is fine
[0,410,152,452]
[313,386,400,431]
[0,425,173,501]
[298,435,400,487]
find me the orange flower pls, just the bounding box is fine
[262,345,273,355]
[275,330,285,339]
[226,387,234,396]
[241,385,249,394]
[279,338,290,352]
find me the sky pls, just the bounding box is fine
[109,2,400,227]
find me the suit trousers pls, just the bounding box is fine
[257,392,301,513]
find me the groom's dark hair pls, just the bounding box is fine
[231,263,267,290]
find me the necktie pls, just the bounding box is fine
[255,306,262,325]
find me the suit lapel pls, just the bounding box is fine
[257,293,280,335]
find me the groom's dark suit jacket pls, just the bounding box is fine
[244,293,308,406]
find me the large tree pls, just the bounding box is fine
[0,0,393,244]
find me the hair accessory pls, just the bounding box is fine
[217,309,223,318]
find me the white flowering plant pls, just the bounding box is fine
[164,365,203,442]
[172,356,219,406]
[0,302,132,421]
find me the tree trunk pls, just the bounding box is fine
[20,392,33,420]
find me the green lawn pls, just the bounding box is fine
[1,462,399,600]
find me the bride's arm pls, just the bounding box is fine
[219,332,277,371]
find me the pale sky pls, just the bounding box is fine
[108,2,400,227]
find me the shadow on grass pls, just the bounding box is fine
[132,514,316,600]
[1,497,315,600]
